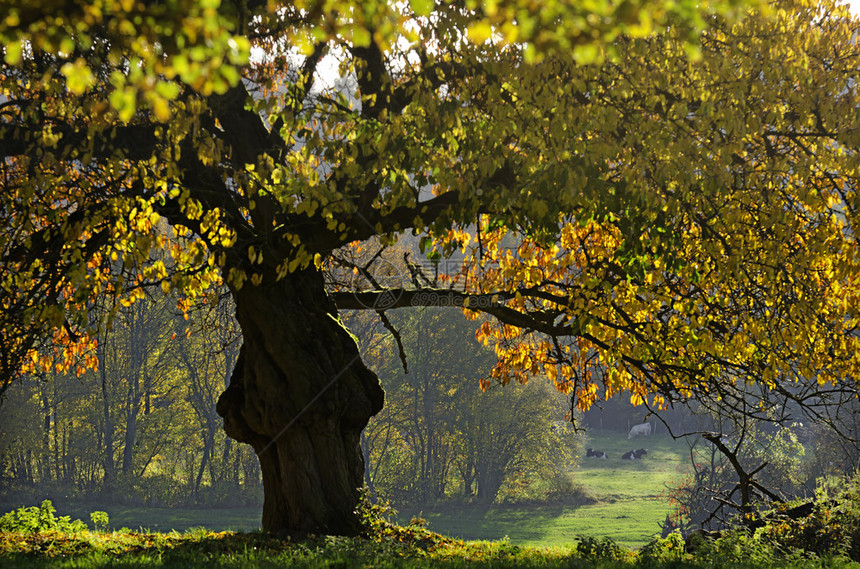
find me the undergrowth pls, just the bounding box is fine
[0,499,858,568]
[0,500,108,534]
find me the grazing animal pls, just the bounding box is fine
[627,423,652,439]
[586,448,607,459]
[622,448,648,460]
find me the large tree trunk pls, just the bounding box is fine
[216,267,384,536]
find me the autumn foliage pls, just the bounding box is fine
[3,0,860,535]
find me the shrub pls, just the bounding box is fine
[575,535,625,561]
[757,506,846,558]
[0,500,87,533]
[699,529,781,567]
[834,475,860,561]
[639,532,688,563]
[815,472,860,561]
[747,472,860,561]
[663,425,809,534]
[724,473,860,562]
[355,488,398,536]
[89,510,110,532]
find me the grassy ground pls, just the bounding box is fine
[0,430,688,548]
[399,431,690,549]
[58,504,262,533]
[2,435,859,567]
[1,524,858,569]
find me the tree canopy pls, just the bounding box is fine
[0,0,752,395]
[2,0,860,535]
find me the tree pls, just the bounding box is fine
[664,415,809,533]
[0,290,259,508]
[342,0,860,440]
[460,380,580,504]
[357,307,581,505]
[3,0,859,536]
[175,293,243,501]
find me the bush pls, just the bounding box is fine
[640,532,687,563]
[355,488,398,536]
[757,507,845,558]
[663,424,809,534]
[123,473,180,507]
[575,535,625,561]
[814,472,860,561]
[822,471,860,561]
[698,530,782,567]
[721,473,860,562]
[0,500,87,533]
[89,510,110,532]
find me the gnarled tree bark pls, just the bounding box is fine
[216,267,384,535]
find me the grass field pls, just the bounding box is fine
[398,431,691,549]
[3,524,858,569]
[3,434,860,567]
[54,504,263,533]
[0,430,689,548]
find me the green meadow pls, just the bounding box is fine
[0,431,688,549]
[3,432,860,568]
[398,431,690,549]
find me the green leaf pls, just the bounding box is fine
[409,0,435,16]
[353,27,371,47]
[109,87,137,122]
[4,39,23,64]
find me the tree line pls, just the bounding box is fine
[0,293,260,508]
[0,293,586,510]
[353,308,584,506]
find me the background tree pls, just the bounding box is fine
[356,307,582,506]
[175,293,243,502]
[461,380,581,504]
[3,0,859,537]
[663,412,810,533]
[0,291,260,509]
[805,400,860,480]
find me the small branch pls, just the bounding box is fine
[376,310,408,374]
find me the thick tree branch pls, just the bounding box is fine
[0,122,160,161]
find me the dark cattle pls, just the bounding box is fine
[586,448,607,459]
[622,448,648,460]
